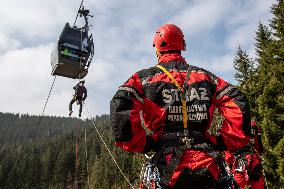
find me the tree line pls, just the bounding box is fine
[233,0,284,187]
[0,0,283,188]
[0,112,143,189]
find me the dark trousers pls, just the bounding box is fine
[69,97,83,116]
[169,167,237,189]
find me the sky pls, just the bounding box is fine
[0,0,276,118]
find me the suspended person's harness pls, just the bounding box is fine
[140,63,238,189]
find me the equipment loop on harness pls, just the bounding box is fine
[140,161,162,189]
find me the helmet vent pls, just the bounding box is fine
[160,41,167,47]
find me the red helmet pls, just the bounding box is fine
[153,24,186,52]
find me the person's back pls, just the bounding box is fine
[73,83,87,100]
[110,24,251,188]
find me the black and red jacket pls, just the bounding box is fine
[73,84,87,101]
[110,53,251,187]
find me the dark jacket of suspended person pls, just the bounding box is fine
[110,24,252,189]
[69,80,87,117]
[224,120,265,189]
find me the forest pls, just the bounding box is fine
[0,113,144,189]
[0,0,283,188]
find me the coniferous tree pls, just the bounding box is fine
[231,2,284,187]
[254,23,278,187]
[270,0,284,184]
[262,0,284,186]
[233,46,257,114]
[248,1,284,187]
[246,23,273,117]
[233,46,255,87]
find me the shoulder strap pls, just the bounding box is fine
[156,64,192,129]
[156,64,182,91]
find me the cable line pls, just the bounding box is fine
[41,76,57,117]
[38,76,57,128]
[39,79,133,188]
[84,103,134,189]
[73,0,85,27]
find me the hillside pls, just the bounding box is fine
[0,112,143,189]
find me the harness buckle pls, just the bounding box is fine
[181,136,192,148]
[181,129,192,148]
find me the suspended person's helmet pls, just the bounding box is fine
[153,24,186,52]
[80,80,85,84]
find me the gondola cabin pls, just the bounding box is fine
[51,22,93,79]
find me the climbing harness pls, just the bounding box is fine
[140,64,238,188]
[139,64,192,187]
[139,64,192,188]
[156,64,192,146]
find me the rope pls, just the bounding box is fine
[37,76,56,130]
[73,0,84,27]
[78,23,83,81]
[84,103,134,189]
[41,76,57,117]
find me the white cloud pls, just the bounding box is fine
[0,0,77,53]
[0,45,54,113]
[0,0,276,117]
[225,24,256,50]
[0,32,20,52]
[87,58,118,91]
[170,0,233,37]
[189,54,235,82]
[210,54,234,73]
[225,0,274,28]
[224,0,276,50]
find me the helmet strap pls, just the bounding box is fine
[156,48,163,59]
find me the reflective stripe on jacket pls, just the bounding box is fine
[110,53,251,186]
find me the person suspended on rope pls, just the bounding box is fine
[69,80,87,117]
[224,117,265,189]
[110,24,252,189]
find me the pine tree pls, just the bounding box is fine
[232,2,284,187]
[233,46,255,86]
[248,23,273,116]
[251,1,284,187]
[267,0,284,186]
[233,46,257,113]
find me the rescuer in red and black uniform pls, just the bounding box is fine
[69,80,87,117]
[110,24,252,188]
[224,120,265,189]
